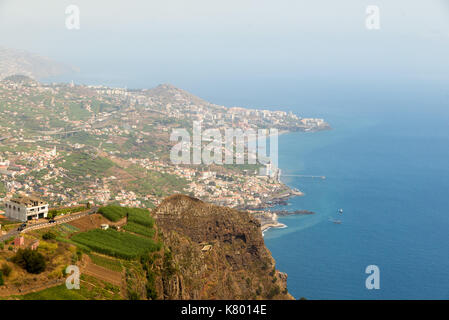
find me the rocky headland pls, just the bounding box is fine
[153,194,293,300]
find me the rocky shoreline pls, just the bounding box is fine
[238,179,313,233]
[238,187,304,211]
[250,209,315,234]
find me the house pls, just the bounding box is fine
[100,224,109,230]
[5,195,49,222]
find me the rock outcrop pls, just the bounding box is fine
[153,194,293,300]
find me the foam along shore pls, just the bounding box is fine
[262,222,287,237]
[251,209,315,235]
[261,222,287,232]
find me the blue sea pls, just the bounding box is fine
[45,70,449,300]
[263,95,449,300]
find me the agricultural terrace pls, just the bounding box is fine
[98,205,154,227]
[71,229,161,260]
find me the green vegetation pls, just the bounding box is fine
[20,284,86,300]
[140,254,159,300]
[59,152,114,179]
[267,285,281,299]
[89,253,123,272]
[61,131,102,148]
[100,205,155,237]
[18,274,122,300]
[67,102,91,121]
[127,208,154,227]
[0,271,3,286]
[90,99,120,114]
[12,249,46,274]
[48,205,87,218]
[99,205,153,227]
[0,182,6,196]
[42,231,57,240]
[98,205,128,222]
[125,165,188,197]
[55,223,80,237]
[71,229,161,260]
[55,237,91,253]
[162,250,177,278]
[123,222,155,238]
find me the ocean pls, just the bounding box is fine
[263,96,449,299]
[45,70,449,300]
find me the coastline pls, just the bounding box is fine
[243,129,327,234]
[261,222,287,237]
[251,208,315,235]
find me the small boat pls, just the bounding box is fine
[338,208,343,214]
[328,218,342,224]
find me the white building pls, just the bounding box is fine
[5,196,49,222]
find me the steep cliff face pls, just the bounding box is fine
[153,195,293,300]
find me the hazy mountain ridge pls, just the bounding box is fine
[0,47,76,80]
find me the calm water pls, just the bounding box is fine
[263,102,449,299]
[46,69,449,299]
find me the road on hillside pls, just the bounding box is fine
[0,206,99,242]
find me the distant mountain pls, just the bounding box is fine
[0,47,76,80]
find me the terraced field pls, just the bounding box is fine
[19,274,121,300]
[98,205,153,226]
[123,222,155,238]
[71,229,161,260]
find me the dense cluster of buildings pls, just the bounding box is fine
[0,79,328,210]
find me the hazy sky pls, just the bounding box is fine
[1,0,448,108]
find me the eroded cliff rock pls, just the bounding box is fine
[153,194,293,300]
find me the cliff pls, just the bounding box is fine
[153,194,293,300]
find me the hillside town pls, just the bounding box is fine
[0,77,329,211]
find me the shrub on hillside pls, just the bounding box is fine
[42,231,57,240]
[1,263,12,277]
[12,248,46,274]
[267,285,281,299]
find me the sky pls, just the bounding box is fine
[0,0,448,108]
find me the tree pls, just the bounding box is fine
[12,249,46,274]
[42,231,56,240]
[0,271,3,286]
[1,263,12,277]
